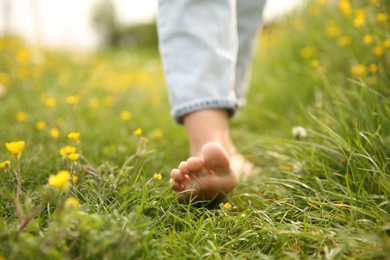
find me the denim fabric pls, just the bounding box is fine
[157,0,267,123]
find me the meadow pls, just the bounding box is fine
[0,0,389,259]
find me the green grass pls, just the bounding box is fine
[1,0,389,259]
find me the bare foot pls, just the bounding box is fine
[169,142,247,203]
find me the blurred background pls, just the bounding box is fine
[0,0,303,51]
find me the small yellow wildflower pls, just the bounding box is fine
[372,45,383,56]
[0,160,11,169]
[73,175,79,183]
[300,47,316,59]
[353,15,365,28]
[120,111,132,121]
[152,128,164,140]
[67,132,80,142]
[5,141,26,158]
[16,111,27,122]
[60,146,77,157]
[224,202,232,211]
[88,98,100,109]
[368,64,378,73]
[369,0,378,4]
[338,0,352,15]
[325,20,340,38]
[154,173,163,180]
[68,153,80,161]
[64,197,80,209]
[35,121,46,131]
[48,170,70,191]
[351,65,366,77]
[65,95,79,105]
[43,97,57,107]
[50,128,60,139]
[376,13,387,23]
[0,72,10,85]
[363,34,373,45]
[134,128,142,137]
[384,39,390,48]
[311,59,320,68]
[103,96,114,106]
[337,36,351,46]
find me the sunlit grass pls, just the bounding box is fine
[1,0,389,258]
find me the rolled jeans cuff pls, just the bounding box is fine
[172,97,244,124]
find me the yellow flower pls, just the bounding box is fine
[120,111,132,121]
[224,202,232,211]
[325,20,340,38]
[73,175,79,183]
[154,173,162,180]
[48,170,70,191]
[369,0,378,4]
[43,97,57,107]
[368,64,378,73]
[351,65,366,77]
[134,128,142,137]
[67,132,80,142]
[16,111,27,122]
[64,197,80,209]
[60,146,77,157]
[68,153,80,161]
[88,98,100,109]
[50,128,60,139]
[353,15,365,28]
[152,128,164,140]
[0,160,11,169]
[338,0,351,15]
[376,13,387,23]
[372,45,383,56]
[363,34,373,45]
[300,47,316,59]
[35,121,46,131]
[337,36,351,46]
[0,72,10,85]
[103,96,114,106]
[384,39,390,48]
[311,59,320,68]
[65,95,79,105]
[5,141,26,158]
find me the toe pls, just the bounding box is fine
[187,157,204,173]
[201,142,230,171]
[178,161,190,175]
[171,169,185,182]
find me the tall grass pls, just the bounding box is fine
[0,0,389,258]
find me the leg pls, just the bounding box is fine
[157,0,266,203]
[157,0,239,123]
[235,0,267,100]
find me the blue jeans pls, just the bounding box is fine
[157,0,267,123]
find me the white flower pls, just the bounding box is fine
[292,126,307,140]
